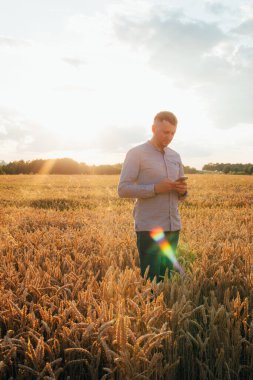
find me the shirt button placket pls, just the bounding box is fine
[163,153,172,231]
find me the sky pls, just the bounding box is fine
[0,0,253,169]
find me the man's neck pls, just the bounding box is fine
[149,137,165,152]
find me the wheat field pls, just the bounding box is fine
[0,174,253,380]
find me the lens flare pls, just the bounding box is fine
[150,227,184,276]
[38,159,56,175]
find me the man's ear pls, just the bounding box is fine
[152,123,156,134]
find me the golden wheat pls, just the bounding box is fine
[0,174,252,379]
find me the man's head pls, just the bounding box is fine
[152,111,178,150]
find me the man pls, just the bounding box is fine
[118,111,187,282]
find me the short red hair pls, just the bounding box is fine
[154,111,178,126]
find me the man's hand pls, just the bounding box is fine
[154,178,187,195]
[154,179,176,194]
[174,180,187,195]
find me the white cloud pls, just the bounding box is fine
[0,107,57,153]
[0,35,30,47]
[205,2,228,15]
[112,7,253,129]
[96,125,149,152]
[232,18,253,36]
[61,57,86,68]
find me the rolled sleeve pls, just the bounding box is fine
[118,149,155,199]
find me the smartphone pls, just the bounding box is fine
[176,176,188,182]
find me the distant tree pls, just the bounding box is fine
[28,159,45,174]
[93,164,121,175]
[5,160,29,174]
[202,163,215,172]
[202,162,253,174]
[50,158,81,174]
[79,162,90,174]
[183,165,198,174]
[223,164,231,174]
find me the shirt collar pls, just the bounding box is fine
[147,140,166,153]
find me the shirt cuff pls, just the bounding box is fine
[179,191,188,198]
[139,183,156,198]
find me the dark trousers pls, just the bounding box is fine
[136,230,180,282]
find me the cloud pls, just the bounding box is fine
[96,125,149,152]
[0,35,30,48]
[0,107,58,153]
[232,18,253,36]
[61,57,86,68]
[176,142,213,158]
[0,107,135,158]
[114,10,227,83]
[205,1,228,15]
[53,84,93,92]
[113,8,253,128]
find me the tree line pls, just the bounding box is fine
[203,163,253,175]
[0,158,122,175]
[1,158,251,175]
[0,158,199,175]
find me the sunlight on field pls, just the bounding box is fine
[0,174,253,379]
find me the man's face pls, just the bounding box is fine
[152,120,177,148]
